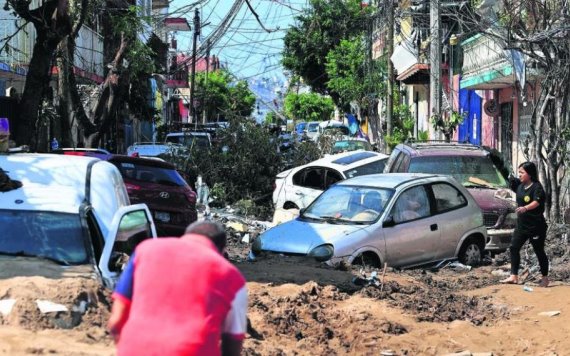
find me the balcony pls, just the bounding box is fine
[460,34,521,90]
[390,42,431,85]
[74,25,104,82]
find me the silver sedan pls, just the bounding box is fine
[253,173,487,268]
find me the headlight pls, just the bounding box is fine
[251,237,262,254]
[308,244,334,262]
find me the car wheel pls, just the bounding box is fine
[458,239,483,266]
[352,252,381,268]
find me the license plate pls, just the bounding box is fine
[155,211,170,222]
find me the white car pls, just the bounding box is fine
[0,154,157,289]
[273,150,389,211]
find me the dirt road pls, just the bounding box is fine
[1,252,569,355]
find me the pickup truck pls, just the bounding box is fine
[0,153,157,289]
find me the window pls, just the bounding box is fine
[109,210,153,272]
[431,183,467,213]
[113,162,187,186]
[391,186,430,224]
[324,169,343,189]
[293,168,324,189]
[344,159,386,178]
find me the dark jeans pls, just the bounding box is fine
[510,228,549,276]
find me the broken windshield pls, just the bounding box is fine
[0,210,88,265]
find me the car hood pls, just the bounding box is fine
[0,257,97,280]
[466,187,516,212]
[259,218,372,255]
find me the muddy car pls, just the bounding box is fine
[0,153,156,289]
[107,155,197,236]
[254,173,487,268]
[384,142,516,252]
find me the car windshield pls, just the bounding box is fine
[409,156,508,188]
[113,162,187,186]
[166,135,210,149]
[0,210,88,265]
[303,185,393,224]
[307,123,319,132]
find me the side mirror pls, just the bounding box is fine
[382,215,395,228]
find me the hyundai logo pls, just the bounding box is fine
[159,192,170,199]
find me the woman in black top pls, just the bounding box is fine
[501,161,549,287]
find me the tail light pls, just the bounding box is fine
[184,189,197,204]
[125,183,141,194]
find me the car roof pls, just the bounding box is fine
[397,142,488,157]
[107,154,176,169]
[0,153,103,213]
[300,150,388,171]
[337,172,443,189]
[166,131,211,137]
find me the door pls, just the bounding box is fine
[458,89,482,145]
[288,167,326,209]
[382,185,440,267]
[99,204,156,289]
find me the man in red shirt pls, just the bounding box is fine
[107,221,247,356]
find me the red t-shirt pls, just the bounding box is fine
[113,234,247,356]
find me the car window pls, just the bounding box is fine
[166,135,210,148]
[396,154,410,172]
[431,183,468,213]
[108,210,153,272]
[113,162,187,186]
[293,168,324,190]
[324,169,343,189]
[307,123,319,132]
[391,186,430,224]
[409,155,508,187]
[0,210,88,265]
[344,158,386,178]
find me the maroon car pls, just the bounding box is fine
[384,142,517,252]
[106,155,197,236]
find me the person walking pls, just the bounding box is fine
[107,221,247,355]
[501,161,549,287]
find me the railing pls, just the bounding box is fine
[461,34,512,77]
[74,25,104,78]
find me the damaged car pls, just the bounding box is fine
[254,173,487,268]
[383,142,517,252]
[0,154,157,289]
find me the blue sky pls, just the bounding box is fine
[168,0,307,81]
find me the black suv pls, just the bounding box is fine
[384,142,517,252]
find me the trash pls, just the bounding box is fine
[523,286,533,292]
[228,221,248,233]
[36,300,68,313]
[491,269,510,277]
[448,261,472,271]
[241,234,250,244]
[272,208,300,225]
[0,299,16,316]
[538,311,561,317]
[380,350,396,355]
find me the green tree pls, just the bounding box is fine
[282,0,370,104]
[283,92,334,123]
[195,70,256,121]
[325,36,386,112]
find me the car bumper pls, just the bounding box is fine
[485,228,514,251]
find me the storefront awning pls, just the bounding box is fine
[396,63,430,84]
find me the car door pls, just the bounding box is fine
[287,167,326,209]
[382,185,441,267]
[428,182,469,260]
[99,204,156,289]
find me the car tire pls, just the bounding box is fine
[458,238,483,266]
[353,252,381,268]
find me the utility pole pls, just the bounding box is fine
[202,39,210,124]
[429,0,441,134]
[190,8,200,128]
[386,0,394,147]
